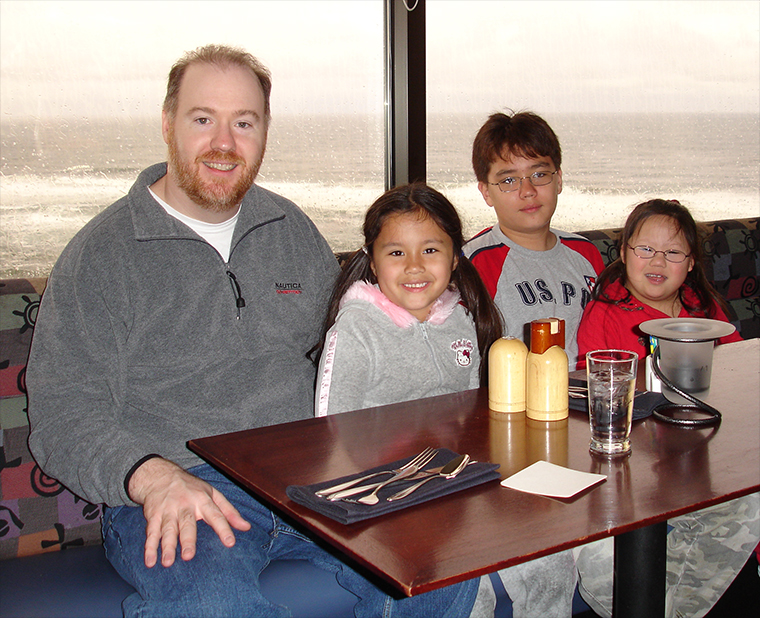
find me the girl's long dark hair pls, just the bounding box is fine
[593,199,729,316]
[311,182,503,384]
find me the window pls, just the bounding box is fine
[2,1,758,278]
[426,0,760,240]
[0,0,384,277]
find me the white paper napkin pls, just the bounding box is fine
[501,460,606,498]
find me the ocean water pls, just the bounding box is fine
[2,113,758,277]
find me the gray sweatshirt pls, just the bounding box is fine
[26,163,339,507]
[464,226,604,365]
[315,281,481,416]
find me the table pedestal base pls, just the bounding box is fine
[614,522,667,617]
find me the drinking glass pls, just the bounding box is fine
[586,350,638,456]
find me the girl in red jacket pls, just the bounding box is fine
[574,199,756,618]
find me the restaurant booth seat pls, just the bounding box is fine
[1,217,757,617]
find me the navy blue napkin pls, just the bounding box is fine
[286,449,500,525]
[568,378,667,421]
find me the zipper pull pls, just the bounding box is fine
[226,270,246,318]
[419,322,428,340]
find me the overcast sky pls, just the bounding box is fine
[1,0,758,119]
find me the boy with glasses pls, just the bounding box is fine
[464,111,605,367]
[462,109,603,618]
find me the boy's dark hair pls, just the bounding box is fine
[593,198,729,316]
[472,111,562,183]
[312,182,503,384]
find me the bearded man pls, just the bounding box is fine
[26,45,479,617]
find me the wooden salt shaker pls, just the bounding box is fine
[489,337,528,412]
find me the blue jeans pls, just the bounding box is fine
[103,464,478,618]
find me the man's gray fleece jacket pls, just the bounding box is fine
[26,163,339,508]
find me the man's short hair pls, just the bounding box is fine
[163,44,272,125]
[472,111,562,183]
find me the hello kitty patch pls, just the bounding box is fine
[451,339,474,367]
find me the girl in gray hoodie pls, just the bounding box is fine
[314,182,502,417]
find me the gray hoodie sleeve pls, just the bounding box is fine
[315,319,373,417]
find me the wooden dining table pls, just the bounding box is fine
[189,338,759,618]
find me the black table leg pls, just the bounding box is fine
[613,521,668,617]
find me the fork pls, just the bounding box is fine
[325,461,450,501]
[315,447,436,497]
[352,449,438,505]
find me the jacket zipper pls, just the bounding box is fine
[226,270,246,319]
[418,323,445,386]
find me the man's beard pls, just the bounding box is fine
[167,130,265,213]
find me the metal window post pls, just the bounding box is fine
[384,0,426,189]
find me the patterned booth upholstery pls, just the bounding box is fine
[1,218,757,617]
[0,280,104,560]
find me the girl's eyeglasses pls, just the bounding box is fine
[627,245,690,263]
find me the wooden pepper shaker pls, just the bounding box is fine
[526,318,569,421]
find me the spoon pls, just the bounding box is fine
[386,453,470,502]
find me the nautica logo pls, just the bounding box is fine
[276,282,303,294]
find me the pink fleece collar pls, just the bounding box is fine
[340,281,461,328]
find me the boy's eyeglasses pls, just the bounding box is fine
[488,170,558,193]
[627,245,691,263]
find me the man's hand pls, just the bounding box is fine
[127,457,251,568]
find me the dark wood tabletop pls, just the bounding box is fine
[189,339,759,597]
